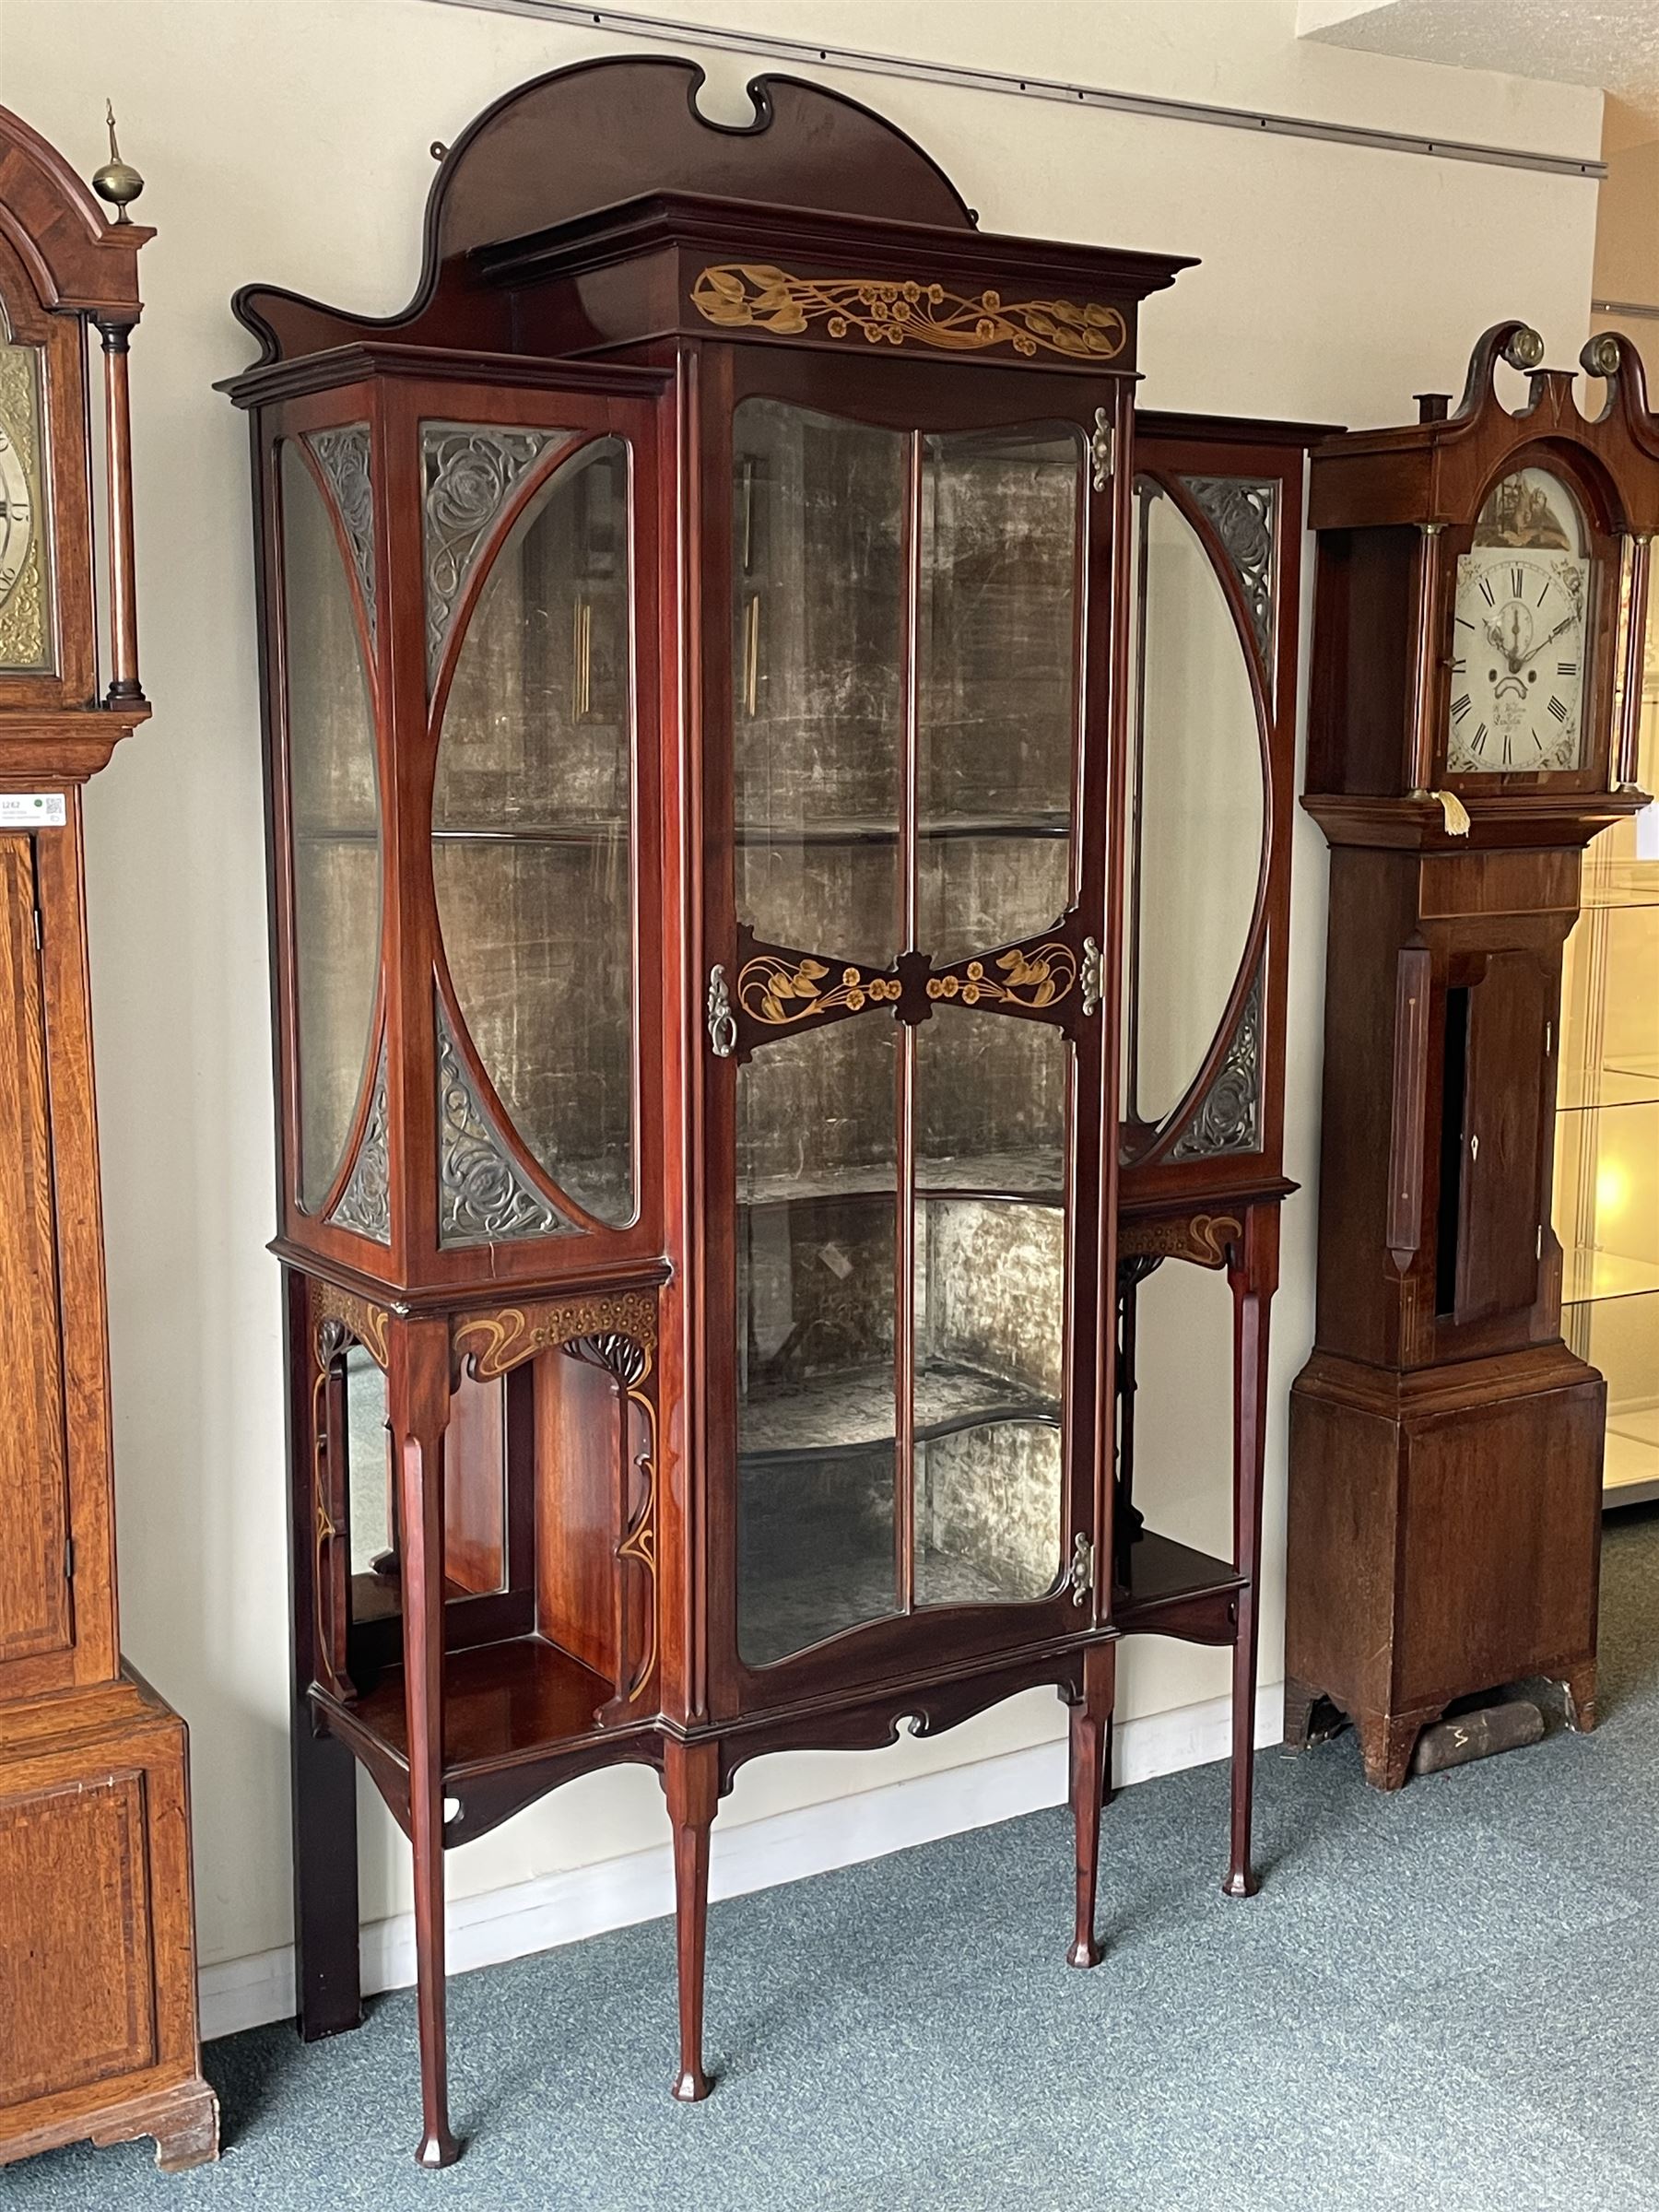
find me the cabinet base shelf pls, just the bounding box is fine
[316,1635,660,1843]
[1115,1529,1245,1642]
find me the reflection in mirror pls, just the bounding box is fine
[916,425,1082,964]
[433,436,635,1229]
[736,1017,900,1665]
[1124,477,1265,1137]
[281,440,382,1211]
[733,399,907,971]
[345,1343,391,1579]
[343,1346,509,1598]
[912,1009,1065,1606]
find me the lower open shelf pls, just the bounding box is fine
[1114,1528,1244,1636]
[324,1532,1247,1784]
[345,1634,613,1773]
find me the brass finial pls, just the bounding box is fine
[1501,324,1545,371]
[91,101,145,223]
[1583,333,1622,379]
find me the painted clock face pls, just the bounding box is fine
[0,335,51,672]
[1447,466,1590,775]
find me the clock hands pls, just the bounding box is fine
[1479,594,1577,677]
[1515,609,1579,671]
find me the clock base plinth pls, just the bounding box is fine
[1285,1342,1605,1792]
[0,1671,218,2171]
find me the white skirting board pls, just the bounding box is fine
[199,1678,1285,2042]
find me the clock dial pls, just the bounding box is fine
[0,335,51,673]
[1447,467,1589,776]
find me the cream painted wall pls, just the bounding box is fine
[0,0,1601,1980]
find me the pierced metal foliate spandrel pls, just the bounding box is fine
[1068,1532,1095,1606]
[707,963,736,1058]
[1080,936,1102,1018]
[1091,409,1114,493]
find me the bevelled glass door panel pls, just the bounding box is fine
[727,397,1088,1671]
[431,434,636,1234]
[732,400,906,971]
[281,436,382,1213]
[1124,477,1266,1144]
[916,426,1082,964]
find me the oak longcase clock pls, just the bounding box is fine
[1288,323,1658,1790]
[0,108,217,2173]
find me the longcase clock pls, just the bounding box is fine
[0,110,217,2171]
[1288,323,1658,1789]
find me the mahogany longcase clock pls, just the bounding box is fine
[1288,323,1657,1790]
[0,111,217,2171]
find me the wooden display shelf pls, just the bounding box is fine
[739,1359,1058,1465]
[297,822,629,846]
[734,809,1070,846]
[338,1632,609,1769]
[1114,1528,1244,1641]
[738,1149,1065,1207]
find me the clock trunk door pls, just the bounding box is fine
[703,363,1113,1710]
[0,822,115,1700]
[1440,949,1559,1334]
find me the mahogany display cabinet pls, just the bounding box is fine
[225,56,1319,2162]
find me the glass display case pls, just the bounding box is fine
[1556,575,1659,1502]
[227,56,1315,2166]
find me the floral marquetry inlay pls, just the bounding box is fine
[738,954,900,1029]
[1117,1213,1243,1270]
[452,1290,658,1382]
[312,1279,392,1369]
[927,941,1078,1012]
[691,265,1127,361]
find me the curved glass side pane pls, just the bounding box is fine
[732,399,906,971]
[281,440,382,1213]
[1125,481,1265,1134]
[433,436,635,1229]
[917,426,1083,966]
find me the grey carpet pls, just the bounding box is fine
[13,1507,1659,2211]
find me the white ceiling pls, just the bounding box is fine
[1300,2,1659,125]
